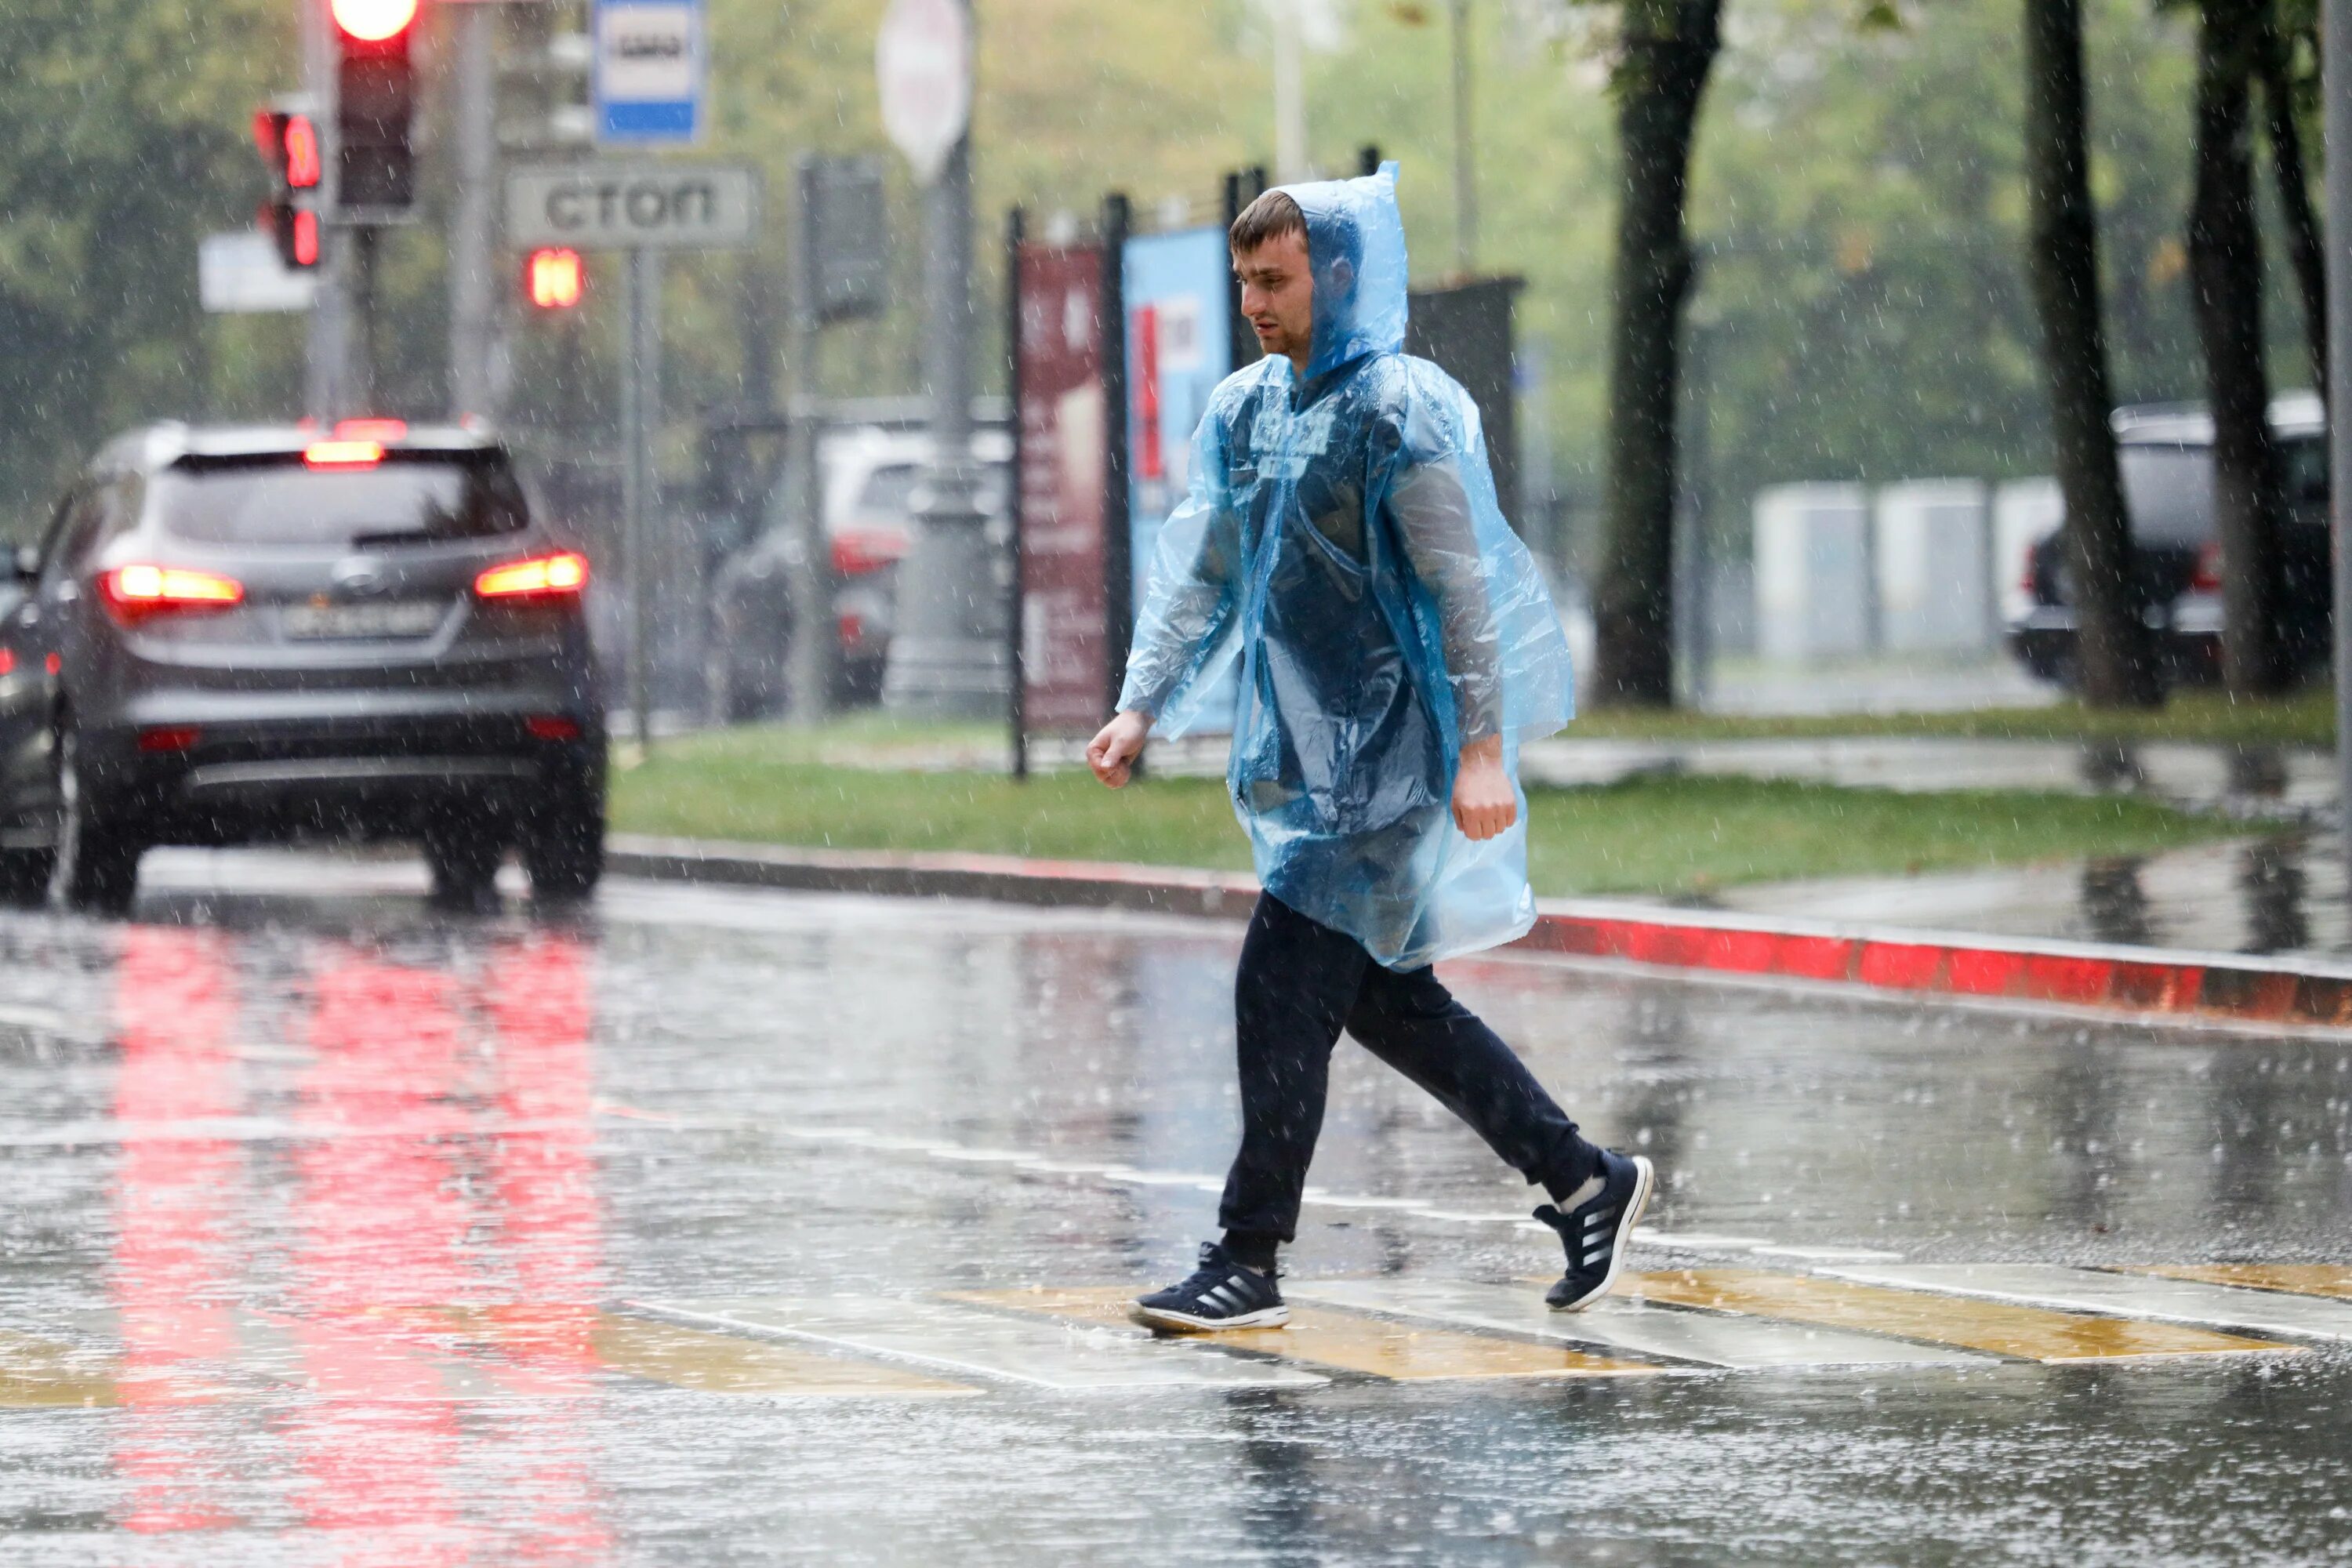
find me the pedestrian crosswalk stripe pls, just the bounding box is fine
[1628,1270,2299,1362]
[633,1296,1328,1391]
[1287,1278,1990,1369]
[0,1329,117,1407]
[2123,1265,2352,1303]
[1822,1265,2352,1344]
[949,1287,1666,1381]
[259,1305,983,1399]
[587,1314,979,1396]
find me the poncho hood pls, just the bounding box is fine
[1279,161,1410,382]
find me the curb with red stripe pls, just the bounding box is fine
[605,834,2352,1032]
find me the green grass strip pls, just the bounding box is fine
[611,728,2250,901]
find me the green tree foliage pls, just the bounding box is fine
[0,0,2269,591]
[0,0,293,525]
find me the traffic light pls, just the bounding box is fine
[331,0,419,213]
[252,104,321,269]
[525,248,585,310]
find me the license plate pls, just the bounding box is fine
[281,600,446,641]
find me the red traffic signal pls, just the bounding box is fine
[252,109,321,191]
[260,203,320,270]
[332,0,418,212]
[329,0,419,42]
[526,248,585,310]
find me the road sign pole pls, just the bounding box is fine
[2327,0,2352,891]
[783,155,835,725]
[621,245,662,753]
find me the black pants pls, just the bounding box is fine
[1218,893,1601,1258]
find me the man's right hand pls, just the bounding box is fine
[1087,710,1151,788]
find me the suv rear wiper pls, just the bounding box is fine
[349,528,451,550]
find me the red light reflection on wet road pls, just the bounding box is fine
[107,927,609,1556]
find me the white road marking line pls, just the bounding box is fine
[1751,1247,1907,1263]
[1819,1265,2352,1345]
[1633,1232,1773,1251]
[633,1296,1327,1391]
[1287,1279,1989,1370]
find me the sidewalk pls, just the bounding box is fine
[1715,830,2350,959]
[604,833,2352,1032]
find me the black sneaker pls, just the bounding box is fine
[1132,1243,1289,1332]
[1534,1150,1655,1312]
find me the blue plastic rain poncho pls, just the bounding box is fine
[1117,164,1575,970]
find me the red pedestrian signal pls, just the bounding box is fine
[283,114,321,190]
[253,103,322,270]
[253,109,321,191]
[526,248,586,310]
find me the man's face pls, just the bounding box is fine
[1235,229,1314,367]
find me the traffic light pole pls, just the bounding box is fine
[620,245,663,753]
[448,0,499,419]
[301,0,347,420]
[782,155,836,726]
[349,224,379,410]
[2327,0,2352,892]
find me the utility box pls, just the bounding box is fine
[1993,477,2063,625]
[1874,479,1991,653]
[1754,482,1872,660]
[1406,277,1523,529]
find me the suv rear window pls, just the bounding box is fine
[154,453,528,548]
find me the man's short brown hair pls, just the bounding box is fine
[1229,189,1307,254]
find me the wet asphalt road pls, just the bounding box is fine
[0,850,2347,1566]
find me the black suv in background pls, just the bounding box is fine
[2009,394,2331,688]
[0,421,605,913]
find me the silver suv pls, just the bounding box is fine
[0,421,605,913]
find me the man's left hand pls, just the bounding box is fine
[1451,735,1516,841]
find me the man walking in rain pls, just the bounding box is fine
[1087,165,1653,1331]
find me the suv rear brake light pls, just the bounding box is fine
[832,530,909,576]
[475,551,588,599]
[99,564,245,622]
[304,439,383,468]
[2190,541,2223,593]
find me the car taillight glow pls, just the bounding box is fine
[2190,541,2223,593]
[525,715,583,742]
[0,648,13,676]
[99,564,245,622]
[831,531,908,576]
[303,439,383,468]
[137,726,203,754]
[475,551,589,599]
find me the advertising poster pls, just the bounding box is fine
[1014,242,1110,735]
[1122,225,1237,728]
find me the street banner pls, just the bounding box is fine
[1121,224,1236,728]
[1013,241,1112,736]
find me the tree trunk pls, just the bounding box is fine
[1592,0,1722,709]
[2020,0,2160,706]
[2189,0,2289,695]
[2255,11,2327,401]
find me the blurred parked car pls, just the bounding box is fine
[2009,393,2329,688]
[713,424,1012,719]
[0,420,604,913]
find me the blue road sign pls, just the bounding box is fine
[593,0,706,146]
